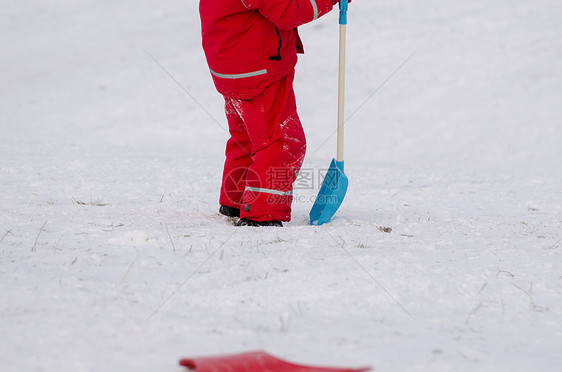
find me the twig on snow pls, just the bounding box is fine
[1,229,14,244]
[465,301,484,324]
[496,269,514,278]
[512,282,549,312]
[32,221,48,252]
[115,255,139,288]
[478,282,488,294]
[165,225,176,252]
[511,283,533,301]
[465,300,502,324]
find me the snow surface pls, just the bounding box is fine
[1,1,561,371]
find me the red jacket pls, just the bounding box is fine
[200,0,337,99]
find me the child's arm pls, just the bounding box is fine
[242,0,338,30]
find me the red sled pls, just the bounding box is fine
[179,351,371,372]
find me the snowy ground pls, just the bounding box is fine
[1,1,561,371]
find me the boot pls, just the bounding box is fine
[236,218,283,227]
[219,205,240,218]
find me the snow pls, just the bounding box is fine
[1,1,561,371]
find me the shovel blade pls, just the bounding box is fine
[309,158,348,225]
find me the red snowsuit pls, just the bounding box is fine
[200,0,337,222]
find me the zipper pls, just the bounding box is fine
[269,26,282,61]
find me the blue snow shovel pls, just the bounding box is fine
[309,1,350,225]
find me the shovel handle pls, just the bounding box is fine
[339,0,348,25]
[337,1,348,162]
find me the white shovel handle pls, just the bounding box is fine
[337,23,346,163]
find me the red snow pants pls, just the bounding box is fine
[219,70,305,222]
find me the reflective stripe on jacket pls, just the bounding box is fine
[199,0,336,99]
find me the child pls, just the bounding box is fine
[199,0,342,226]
